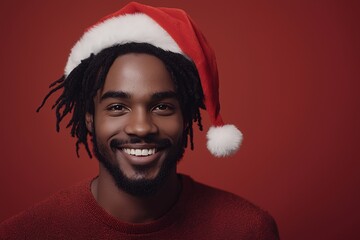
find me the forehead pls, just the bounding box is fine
[101,53,175,95]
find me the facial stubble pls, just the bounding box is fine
[92,130,185,197]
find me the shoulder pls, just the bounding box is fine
[181,175,280,239]
[184,174,269,213]
[0,179,92,239]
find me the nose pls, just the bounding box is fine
[124,108,158,137]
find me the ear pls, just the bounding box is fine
[85,112,94,133]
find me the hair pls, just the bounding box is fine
[37,42,205,158]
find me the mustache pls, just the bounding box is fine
[110,136,171,150]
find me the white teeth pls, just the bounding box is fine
[123,148,156,156]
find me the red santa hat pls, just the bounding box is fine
[65,1,243,157]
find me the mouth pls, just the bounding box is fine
[110,138,171,166]
[116,145,165,167]
[122,148,157,157]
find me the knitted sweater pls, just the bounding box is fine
[0,175,279,239]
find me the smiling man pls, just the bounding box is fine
[0,2,279,239]
[90,51,185,200]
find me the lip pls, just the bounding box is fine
[115,144,164,166]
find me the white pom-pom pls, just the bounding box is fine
[206,124,243,157]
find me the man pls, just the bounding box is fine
[0,2,279,239]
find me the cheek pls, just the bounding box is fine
[94,115,127,140]
[155,115,184,140]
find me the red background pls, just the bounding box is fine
[1,0,359,239]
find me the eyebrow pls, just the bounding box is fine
[100,90,177,102]
[151,91,177,101]
[100,91,130,102]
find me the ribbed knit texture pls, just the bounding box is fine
[0,175,279,239]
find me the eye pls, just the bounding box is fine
[106,104,129,114]
[152,103,175,115]
[155,104,169,110]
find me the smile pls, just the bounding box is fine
[122,148,157,157]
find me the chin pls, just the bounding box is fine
[124,167,163,181]
[95,150,177,197]
[93,135,183,196]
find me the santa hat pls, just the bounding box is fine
[65,1,243,157]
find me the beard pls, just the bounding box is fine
[92,131,185,197]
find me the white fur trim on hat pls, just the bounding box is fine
[64,13,183,76]
[206,125,243,157]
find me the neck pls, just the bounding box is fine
[91,165,181,223]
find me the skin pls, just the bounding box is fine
[85,53,184,223]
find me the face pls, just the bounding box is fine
[86,53,184,196]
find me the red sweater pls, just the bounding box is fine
[0,175,279,239]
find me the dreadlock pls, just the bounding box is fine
[37,43,205,158]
